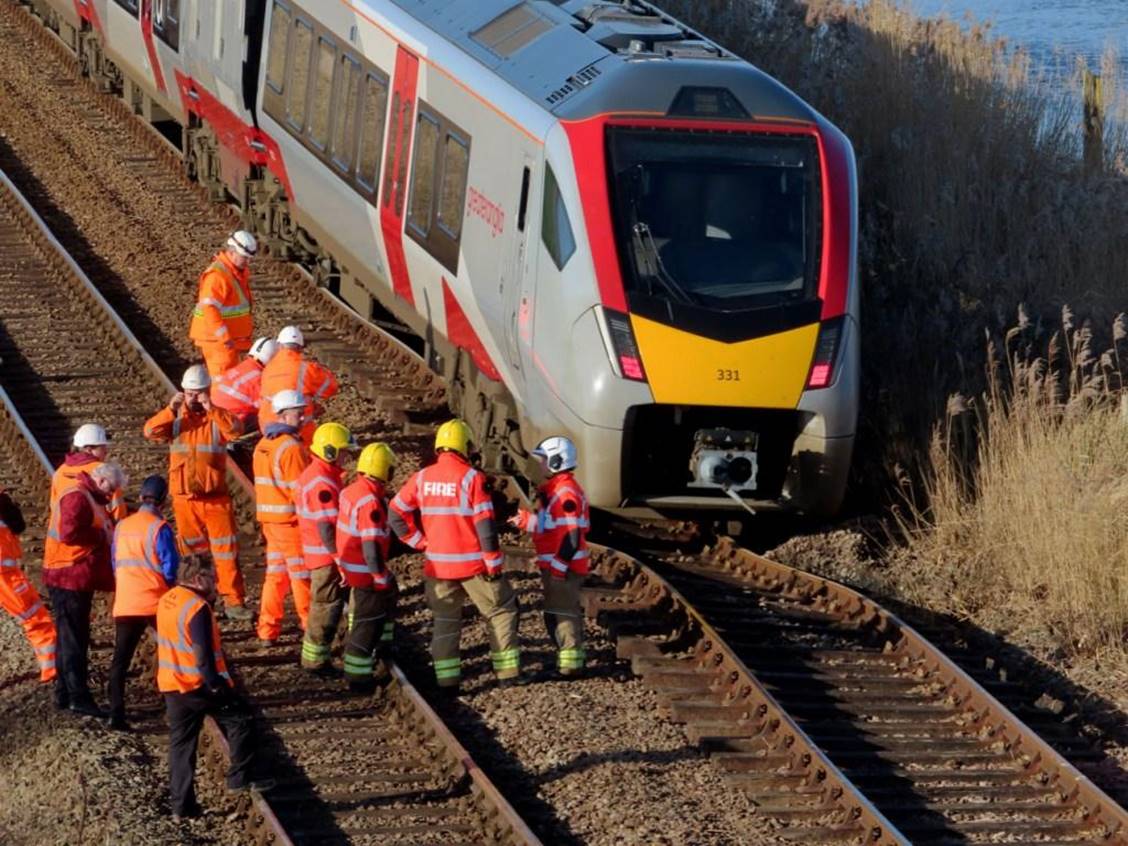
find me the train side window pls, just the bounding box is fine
[286,19,314,132]
[394,96,413,216]
[330,57,364,175]
[112,0,139,17]
[437,133,470,239]
[355,72,389,190]
[265,2,291,94]
[407,112,440,238]
[153,0,180,50]
[308,37,337,150]
[542,166,575,270]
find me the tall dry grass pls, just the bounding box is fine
[892,311,1128,654]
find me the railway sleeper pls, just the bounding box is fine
[775,823,870,844]
[889,815,1105,838]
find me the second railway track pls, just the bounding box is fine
[0,168,538,846]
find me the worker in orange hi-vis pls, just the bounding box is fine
[210,337,278,431]
[257,326,338,446]
[51,423,127,523]
[143,365,252,621]
[188,230,257,378]
[0,488,57,683]
[254,390,312,643]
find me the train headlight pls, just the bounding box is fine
[598,307,648,382]
[806,316,846,390]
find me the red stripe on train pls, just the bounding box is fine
[173,71,293,200]
[72,0,103,37]
[379,46,420,307]
[442,278,501,382]
[140,1,166,94]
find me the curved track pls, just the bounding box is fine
[0,169,538,846]
[588,538,1128,844]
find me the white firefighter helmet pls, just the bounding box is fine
[249,337,278,364]
[277,325,304,348]
[227,230,258,259]
[271,389,305,414]
[532,436,577,474]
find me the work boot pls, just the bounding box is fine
[435,685,461,702]
[69,697,107,719]
[224,604,254,622]
[347,678,377,696]
[53,683,70,711]
[171,801,203,822]
[304,663,341,680]
[227,777,276,794]
[495,675,529,690]
[106,713,131,732]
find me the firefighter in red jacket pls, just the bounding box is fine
[297,422,356,675]
[337,442,397,692]
[389,420,520,693]
[510,436,590,678]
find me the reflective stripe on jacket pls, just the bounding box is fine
[337,476,391,589]
[156,585,231,694]
[143,406,241,498]
[112,507,171,617]
[257,348,338,433]
[51,456,126,522]
[211,357,263,416]
[253,429,308,524]
[389,452,501,580]
[297,457,342,571]
[517,472,590,577]
[188,253,253,347]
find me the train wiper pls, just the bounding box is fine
[631,222,697,306]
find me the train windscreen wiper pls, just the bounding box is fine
[631,222,697,306]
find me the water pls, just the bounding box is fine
[909,0,1128,83]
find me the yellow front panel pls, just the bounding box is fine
[631,315,819,408]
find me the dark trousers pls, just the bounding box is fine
[165,688,256,815]
[48,587,93,705]
[108,616,155,720]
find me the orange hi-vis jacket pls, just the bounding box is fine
[257,348,338,432]
[156,585,231,694]
[44,479,107,571]
[189,252,253,350]
[211,357,264,417]
[390,452,502,580]
[517,472,591,577]
[253,428,309,524]
[112,508,171,617]
[337,476,392,589]
[144,406,242,499]
[296,457,343,572]
[0,524,22,572]
[51,456,126,522]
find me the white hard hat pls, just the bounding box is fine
[73,423,110,449]
[249,337,278,364]
[271,389,306,414]
[277,325,304,347]
[532,435,577,474]
[227,230,258,259]
[181,364,211,391]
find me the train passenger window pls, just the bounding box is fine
[382,93,401,210]
[153,0,180,50]
[309,37,337,150]
[394,97,413,216]
[437,134,470,239]
[112,0,139,17]
[265,3,291,94]
[407,112,441,238]
[330,57,364,174]
[355,73,389,189]
[286,19,314,132]
[542,166,575,270]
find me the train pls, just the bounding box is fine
[19,0,859,518]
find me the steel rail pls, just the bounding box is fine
[0,166,538,846]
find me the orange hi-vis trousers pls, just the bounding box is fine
[196,341,240,380]
[256,521,310,641]
[0,562,57,682]
[173,495,246,607]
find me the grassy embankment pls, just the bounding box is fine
[661,0,1128,657]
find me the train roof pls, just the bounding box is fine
[381,0,820,124]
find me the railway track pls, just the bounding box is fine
[0,168,538,846]
[587,537,1128,844]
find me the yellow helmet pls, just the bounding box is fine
[434,419,473,456]
[311,422,357,462]
[357,442,396,481]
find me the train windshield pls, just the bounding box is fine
[607,127,821,312]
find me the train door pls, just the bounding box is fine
[503,159,536,376]
[380,46,420,306]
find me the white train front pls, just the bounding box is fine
[23,0,859,518]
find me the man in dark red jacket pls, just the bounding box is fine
[44,462,124,716]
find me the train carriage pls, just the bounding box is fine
[19,0,859,519]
